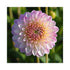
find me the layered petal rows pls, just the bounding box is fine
[12,10,59,57]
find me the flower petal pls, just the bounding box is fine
[25,47,32,56]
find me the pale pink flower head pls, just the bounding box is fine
[12,10,59,57]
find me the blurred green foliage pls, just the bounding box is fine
[7,7,63,63]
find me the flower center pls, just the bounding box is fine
[25,23,46,41]
[34,29,39,34]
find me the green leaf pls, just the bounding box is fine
[40,56,46,63]
[55,54,62,63]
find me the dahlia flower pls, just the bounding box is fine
[12,10,59,57]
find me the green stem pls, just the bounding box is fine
[46,54,48,63]
[18,7,21,17]
[9,7,13,19]
[45,7,48,14]
[38,7,41,11]
[37,57,39,63]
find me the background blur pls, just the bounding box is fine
[7,7,63,63]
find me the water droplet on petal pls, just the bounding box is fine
[17,37,23,43]
[22,28,25,31]
[19,32,23,36]
[18,24,23,28]
[24,34,26,36]
[23,38,26,42]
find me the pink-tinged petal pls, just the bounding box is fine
[51,37,57,43]
[19,13,31,25]
[31,10,36,21]
[48,35,57,43]
[45,48,50,54]
[31,10,42,19]
[52,33,57,37]
[39,13,48,22]
[47,16,52,21]
[19,12,31,20]
[53,26,59,33]
[47,42,55,49]
[48,21,56,27]
[35,11,42,19]
[36,11,42,20]
[36,53,41,57]
[51,21,56,26]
